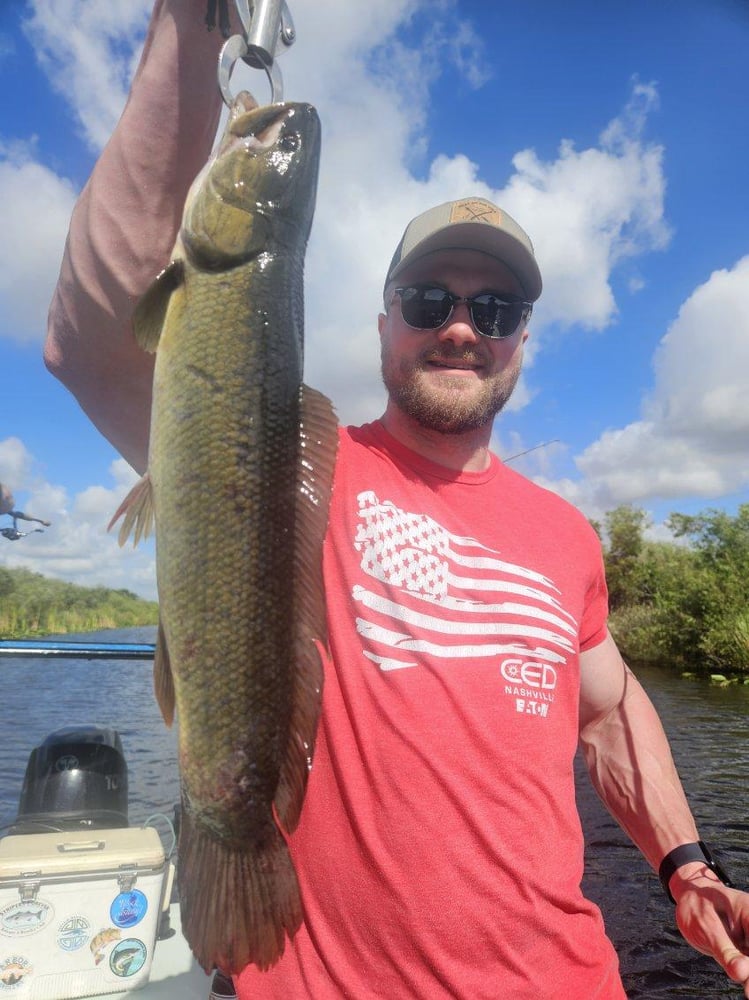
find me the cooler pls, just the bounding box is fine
[0,827,172,999]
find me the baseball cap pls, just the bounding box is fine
[384,197,542,302]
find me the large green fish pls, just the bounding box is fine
[112,92,337,973]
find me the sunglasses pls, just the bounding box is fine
[391,285,532,340]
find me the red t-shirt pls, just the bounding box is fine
[236,421,625,999]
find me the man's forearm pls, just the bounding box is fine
[44,1,232,471]
[579,665,700,873]
[581,644,749,995]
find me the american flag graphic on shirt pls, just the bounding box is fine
[352,491,578,712]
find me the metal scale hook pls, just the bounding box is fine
[211,0,296,105]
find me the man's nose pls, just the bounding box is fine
[437,300,478,345]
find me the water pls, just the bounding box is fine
[0,633,747,997]
[577,662,749,998]
[0,627,178,838]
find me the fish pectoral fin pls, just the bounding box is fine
[154,621,176,727]
[132,260,185,352]
[108,474,154,547]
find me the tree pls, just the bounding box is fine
[0,566,14,599]
[667,505,749,671]
[602,506,650,612]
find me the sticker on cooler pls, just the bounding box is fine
[109,939,147,978]
[57,915,91,952]
[0,954,32,990]
[110,890,148,929]
[0,899,53,937]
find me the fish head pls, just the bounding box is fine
[181,94,321,270]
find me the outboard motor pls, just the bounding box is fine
[12,725,129,834]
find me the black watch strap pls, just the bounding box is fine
[658,841,734,904]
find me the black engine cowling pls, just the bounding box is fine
[13,725,129,833]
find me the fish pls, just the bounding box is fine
[91,926,121,964]
[111,91,337,973]
[111,946,143,976]
[4,905,45,924]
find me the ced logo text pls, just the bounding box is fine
[500,659,557,692]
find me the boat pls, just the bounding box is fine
[97,905,224,1000]
[97,906,219,1000]
[0,723,233,1000]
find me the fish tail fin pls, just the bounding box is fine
[178,805,301,974]
[108,474,154,547]
[274,386,338,833]
[153,621,175,727]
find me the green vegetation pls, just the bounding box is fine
[598,503,749,679]
[3,503,746,676]
[0,566,158,637]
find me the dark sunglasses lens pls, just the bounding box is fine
[400,287,452,329]
[471,295,527,339]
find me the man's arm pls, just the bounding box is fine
[44,0,232,472]
[0,485,14,516]
[579,632,749,996]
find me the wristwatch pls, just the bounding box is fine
[658,841,734,904]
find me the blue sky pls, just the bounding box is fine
[1,0,748,601]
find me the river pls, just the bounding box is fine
[0,629,747,997]
[578,660,749,997]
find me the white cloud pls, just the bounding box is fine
[3,0,700,591]
[648,256,749,448]
[0,437,33,491]
[0,440,157,600]
[503,82,670,336]
[0,144,78,343]
[7,4,669,413]
[23,0,153,152]
[536,258,749,514]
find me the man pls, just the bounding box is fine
[0,483,50,534]
[0,483,13,516]
[44,3,749,997]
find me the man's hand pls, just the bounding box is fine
[673,877,749,997]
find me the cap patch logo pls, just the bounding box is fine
[449,198,502,226]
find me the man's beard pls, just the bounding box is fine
[381,342,522,434]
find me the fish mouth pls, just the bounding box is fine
[225,95,298,151]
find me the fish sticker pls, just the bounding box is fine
[109,939,147,978]
[90,926,120,966]
[0,900,53,937]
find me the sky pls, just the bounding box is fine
[0,0,747,602]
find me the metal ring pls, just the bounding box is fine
[218,34,284,106]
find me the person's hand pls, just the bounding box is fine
[673,878,749,997]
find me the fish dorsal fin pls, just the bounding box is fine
[132,260,184,353]
[108,473,154,547]
[274,385,338,834]
[153,621,175,727]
